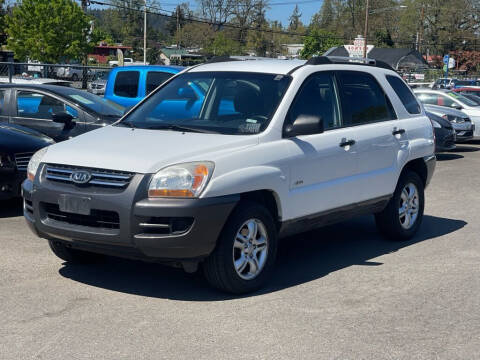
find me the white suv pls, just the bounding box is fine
[23,57,436,294]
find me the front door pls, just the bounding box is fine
[10,90,81,141]
[286,71,360,219]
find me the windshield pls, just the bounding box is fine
[60,89,125,116]
[462,93,480,105]
[447,91,479,107]
[118,71,292,135]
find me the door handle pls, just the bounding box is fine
[339,139,356,147]
[392,128,406,136]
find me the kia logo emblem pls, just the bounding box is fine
[70,170,92,184]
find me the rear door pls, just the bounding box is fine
[335,70,406,201]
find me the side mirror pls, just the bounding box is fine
[177,86,197,100]
[284,115,324,137]
[52,111,75,130]
[452,104,463,110]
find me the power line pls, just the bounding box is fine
[90,0,312,37]
[89,0,480,47]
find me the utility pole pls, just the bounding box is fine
[144,0,147,65]
[176,6,180,49]
[81,0,88,89]
[363,0,369,58]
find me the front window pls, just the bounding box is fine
[58,89,125,116]
[118,72,292,135]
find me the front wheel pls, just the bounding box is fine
[375,171,425,241]
[203,202,278,294]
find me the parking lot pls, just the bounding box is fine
[1,144,479,359]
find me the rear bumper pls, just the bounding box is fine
[424,155,436,188]
[22,176,239,261]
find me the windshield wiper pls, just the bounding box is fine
[146,124,213,133]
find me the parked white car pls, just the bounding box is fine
[56,65,87,81]
[23,57,435,293]
[108,58,148,67]
[414,89,480,138]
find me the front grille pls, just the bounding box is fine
[137,217,194,236]
[45,164,133,188]
[15,152,34,171]
[42,202,120,229]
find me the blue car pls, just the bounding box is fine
[104,65,184,107]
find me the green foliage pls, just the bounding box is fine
[300,28,343,59]
[147,47,160,64]
[206,32,242,56]
[6,0,92,63]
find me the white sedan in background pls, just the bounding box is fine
[414,89,480,138]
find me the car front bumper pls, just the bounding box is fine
[22,172,239,261]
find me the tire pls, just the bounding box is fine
[375,171,425,241]
[71,74,79,81]
[48,240,103,264]
[203,201,278,294]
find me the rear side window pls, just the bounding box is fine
[146,72,174,95]
[114,71,139,98]
[386,75,421,114]
[337,71,396,126]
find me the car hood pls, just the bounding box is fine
[0,124,54,154]
[42,125,259,173]
[423,104,468,118]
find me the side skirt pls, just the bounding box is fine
[278,195,392,238]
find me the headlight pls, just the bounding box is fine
[148,162,214,198]
[27,147,48,181]
[431,120,442,128]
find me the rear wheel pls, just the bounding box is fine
[375,171,425,241]
[203,202,278,294]
[48,240,103,264]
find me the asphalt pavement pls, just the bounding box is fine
[1,144,479,359]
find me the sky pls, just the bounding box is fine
[80,0,323,28]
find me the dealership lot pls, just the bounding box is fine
[1,145,479,359]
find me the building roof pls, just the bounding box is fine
[325,47,428,70]
[161,47,190,57]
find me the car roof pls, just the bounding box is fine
[0,83,85,95]
[188,59,306,75]
[111,65,184,73]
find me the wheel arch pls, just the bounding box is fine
[400,158,428,187]
[238,190,282,230]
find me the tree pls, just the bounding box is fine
[206,32,242,55]
[316,0,335,30]
[288,5,302,31]
[6,0,92,63]
[300,28,343,58]
[197,0,234,29]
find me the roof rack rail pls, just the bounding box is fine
[205,55,240,64]
[305,56,394,71]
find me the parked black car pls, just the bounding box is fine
[0,124,54,200]
[0,84,125,142]
[426,111,456,152]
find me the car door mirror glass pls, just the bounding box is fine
[284,115,324,137]
[52,111,74,124]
